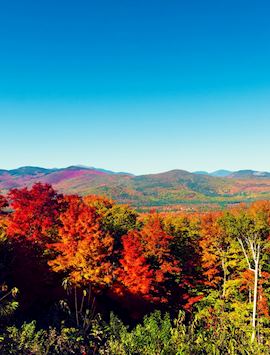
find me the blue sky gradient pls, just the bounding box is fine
[1,1,270,174]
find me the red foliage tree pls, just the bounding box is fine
[116,231,154,299]
[115,213,181,306]
[7,183,63,244]
[4,184,64,315]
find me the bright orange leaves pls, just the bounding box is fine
[48,195,114,289]
[139,213,180,279]
[200,212,224,287]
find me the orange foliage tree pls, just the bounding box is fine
[200,212,226,291]
[48,195,114,290]
[141,213,181,305]
[140,213,180,282]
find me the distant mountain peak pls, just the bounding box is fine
[210,170,232,177]
[193,171,209,175]
[9,166,55,176]
[65,165,91,170]
[193,170,232,177]
[229,170,270,179]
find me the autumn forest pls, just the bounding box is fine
[2,0,270,353]
[0,182,270,353]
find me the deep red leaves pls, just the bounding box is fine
[7,183,63,244]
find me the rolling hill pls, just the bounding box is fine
[2,166,270,211]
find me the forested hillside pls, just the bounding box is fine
[2,166,270,211]
[1,183,270,353]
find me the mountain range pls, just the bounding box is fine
[1,166,270,211]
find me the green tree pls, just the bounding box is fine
[220,204,270,343]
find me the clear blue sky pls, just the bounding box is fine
[1,0,270,174]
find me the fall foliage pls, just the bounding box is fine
[1,183,270,352]
[116,230,154,298]
[48,195,114,289]
[7,183,63,244]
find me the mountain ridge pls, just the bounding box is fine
[1,166,270,210]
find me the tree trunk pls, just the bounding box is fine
[74,286,79,327]
[221,257,226,298]
[251,262,259,343]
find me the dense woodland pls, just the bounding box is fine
[1,183,270,353]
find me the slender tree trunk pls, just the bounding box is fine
[249,287,252,304]
[238,237,261,344]
[251,261,259,343]
[221,257,226,298]
[74,286,79,327]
